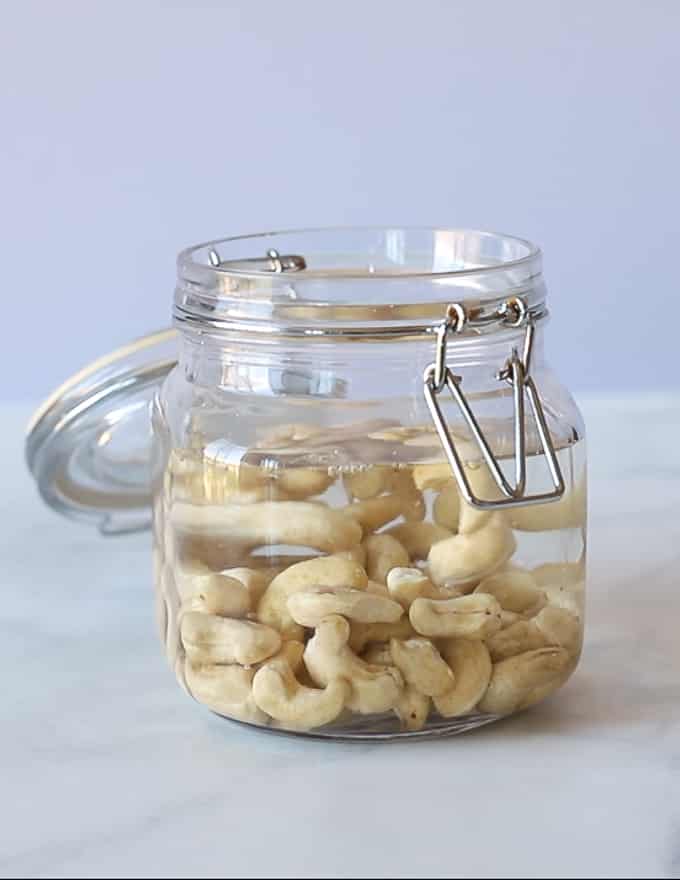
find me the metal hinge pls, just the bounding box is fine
[422,296,565,510]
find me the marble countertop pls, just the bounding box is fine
[1,395,679,879]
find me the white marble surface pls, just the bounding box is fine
[1,395,679,879]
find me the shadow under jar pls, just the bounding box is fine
[27,227,586,740]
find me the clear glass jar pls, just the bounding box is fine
[27,227,586,740]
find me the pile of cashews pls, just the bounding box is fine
[156,425,586,734]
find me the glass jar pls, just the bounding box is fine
[27,227,586,740]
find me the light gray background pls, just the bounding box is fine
[2,0,678,400]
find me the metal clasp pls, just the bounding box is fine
[207,248,307,273]
[422,297,565,510]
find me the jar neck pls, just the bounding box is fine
[178,322,546,402]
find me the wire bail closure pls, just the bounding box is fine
[422,297,566,510]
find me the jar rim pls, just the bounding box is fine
[177,226,541,281]
[174,226,545,339]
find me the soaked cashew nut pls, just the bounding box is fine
[386,567,461,609]
[486,606,582,662]
[257,555,368,641]
[343,467,391,500]
[362,643,430,731]
[366,579,391,596]
[181,612,281,665]
[509,478,586,531]
[433,639,493,718]
[184,661,268,725]
[433,483,460,531]
[395,688,431,731]
[486,619,547,662]
[344,469,424,530]
[409,594,503,639]
[304,615,404,714]
[178,572,252,617]
[345,495,405,532]
[531,560,586,591]
[412,462,453,491]
[275,468,336,499]
[477,647,570,715]
[388,470,426,522]
[427,515,516,587]
[389,637,455,697]
[335,545,368,567]
[542,584,582,617]
[252,653,349,729]
[474,569,547,617]
[172,501,362,555]
[221,567,271,605]
[518,655,579,710]
[272,639,306,673]
[532,606,582,654]
[288,586,403,627]
[363,534,410,584]
[386,522,452,561]
[348,616,417,652]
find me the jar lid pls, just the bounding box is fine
[25,329,177,534]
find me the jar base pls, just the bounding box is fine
[211,710,502,742]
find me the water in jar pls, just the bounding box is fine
[152,419,586,739]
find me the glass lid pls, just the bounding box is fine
[26,329,178,534]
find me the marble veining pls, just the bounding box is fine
[1,394,679,879]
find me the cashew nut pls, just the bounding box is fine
[343,467,392,500]
[532,606,582,655]
[477,647,570,715]
[304,615,404,714]
[177,572,252,617]
[362,643,431,731]
[344,470,424,531]
[221,567,271,605]
[386,567,461,609]
[430,463,503,534]
[427,515,516,587]
[363,534,410,584]
[172,501,362,555]
[388,470,426,522]
[531,560,586,591]
[184,661,268,725]
[348,616,417,653]
[394,688,431,731]
[389,637,455,697]
[433,483,460,531]
[433,639,493,718]
[412,462,453,491]
[542,584,582,617]
[486,619,548,662]
[252,653,349,729]
[517,656,579,710]
[335,545,368,568]
[386,522,452,561]
[287,586,403,627]
[257,555,368,640]
[486,606,582,662]
[275,468,336,499]
[509,478,586,531]
[474,569,547,617]
[409,593,503,639]
[345,495,405,532]
[181,612,281,665]
[366,579,391,596]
